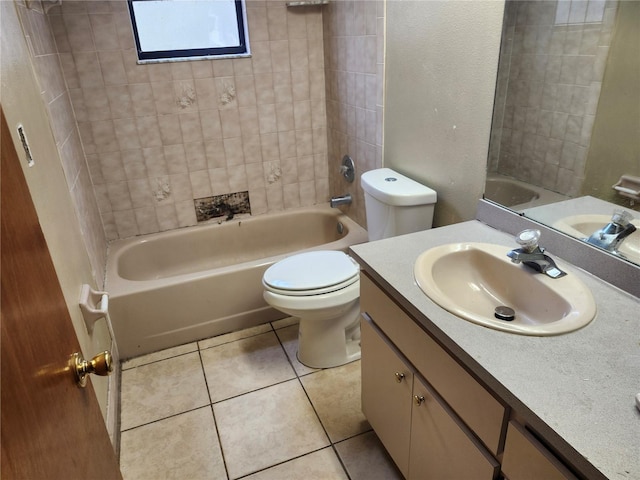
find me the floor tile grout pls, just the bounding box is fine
[119,320,379,479]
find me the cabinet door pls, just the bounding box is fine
[409,375,499,480]
[361,317,412,478]
[502,422,578,480]
[360,273,506,455]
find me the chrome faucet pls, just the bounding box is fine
[507,229,567,279]
[330,194,352,208]
[585,210,636,256]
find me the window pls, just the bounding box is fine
[128,0,250,63]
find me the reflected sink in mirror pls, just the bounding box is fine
[552,215,640,263]
[414,243,596,336]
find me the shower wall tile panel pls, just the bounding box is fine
[47,0,332,240]
[15,0,108,286]
[323,1,385,229]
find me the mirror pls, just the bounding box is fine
[486,0,640,266]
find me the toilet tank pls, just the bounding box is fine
[361,168,437,241]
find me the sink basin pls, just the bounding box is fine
[414,243,596,336]
[552,214,640,263]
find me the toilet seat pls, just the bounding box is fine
[263,251,359,296]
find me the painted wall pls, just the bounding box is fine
[1,0,116,441]
[384,1,504,226]
[582,1,640,208]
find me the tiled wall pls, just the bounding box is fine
[49,0,329,240]
[323,0,385,228]
[14,0,108,285]
[489,0,618,197]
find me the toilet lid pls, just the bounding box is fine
[263,251,359,292]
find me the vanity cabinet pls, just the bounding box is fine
[360,271,586,480]
[361,317,499,479]
[360,273,506,450]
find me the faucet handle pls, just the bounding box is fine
[611,209,633,226]
[515,229,541,252]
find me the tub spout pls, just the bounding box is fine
[330,194,352,208]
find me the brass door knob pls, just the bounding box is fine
[71,351,113,387]
[395,372,405,383]
[414,395,425,406]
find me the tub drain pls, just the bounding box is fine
[494,306,515,321]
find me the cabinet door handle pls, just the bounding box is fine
[414,395,425,406]
[395,372,405,383]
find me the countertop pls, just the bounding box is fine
[350,220,640,480]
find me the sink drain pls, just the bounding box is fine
[494,306,515,321]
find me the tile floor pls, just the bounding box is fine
[119,317,404,480]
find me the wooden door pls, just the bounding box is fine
[1,109,122,479]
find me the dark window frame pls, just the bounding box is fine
[128,0,248,61]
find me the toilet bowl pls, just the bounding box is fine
[263,168,437,369]
[262,250,361,369]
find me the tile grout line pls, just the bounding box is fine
[196,345,232,480]
[272,323,354,480]
[120,319,372,479]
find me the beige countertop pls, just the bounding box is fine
[350,220,640,480]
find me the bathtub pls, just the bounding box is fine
[106,205,368,359]
[484,174,568,210]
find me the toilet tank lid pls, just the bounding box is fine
[361,168,437,206]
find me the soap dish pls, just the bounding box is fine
[612,175,640,202]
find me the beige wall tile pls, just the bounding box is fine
[74,51,104,88]
[90,13,119,51]
[136,115,163,148]
[185,142,207,172]
[205,139,226,168]
[44,0,381,239]
[63,13,95,52]
[163,144,188,174]
[223,137,245,166]
[98,50,128,86]
[209,167,230,195]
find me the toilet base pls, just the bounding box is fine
[296,300,361,369]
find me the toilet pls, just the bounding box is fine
[262,168,437,368]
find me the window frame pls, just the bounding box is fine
[127,0,250,63]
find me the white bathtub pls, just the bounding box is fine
[485,174,568,210]
[106,205,368,359]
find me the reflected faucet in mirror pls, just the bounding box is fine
[586,210,637,257]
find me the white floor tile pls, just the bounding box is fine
[119,321,402,480]
[120,407,227,480]
[301,361,370,442]
[274,324,320,376]
[120,351,210,430]
[214,379,330,479]
[198,323,273,350]
[244,447,348,480]
[201,331,296,402]
[335,431,404,480]
[122,342,198,370]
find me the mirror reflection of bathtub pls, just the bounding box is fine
[484,174,568,211]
